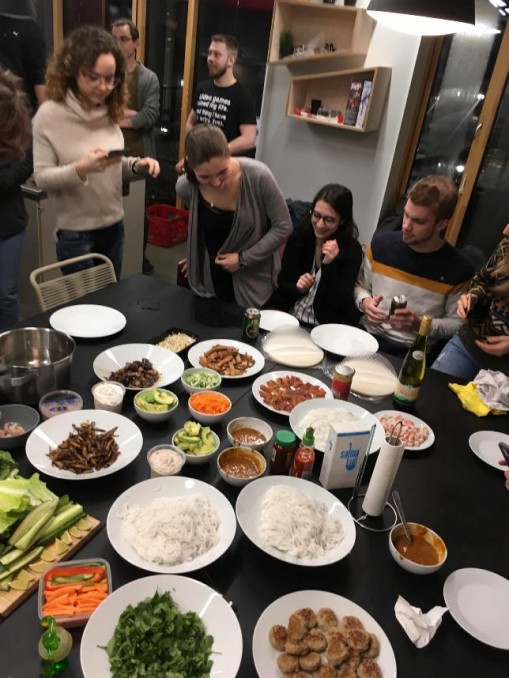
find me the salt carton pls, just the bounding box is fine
[319,421,371,490]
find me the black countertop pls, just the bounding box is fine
[1,275,508,677]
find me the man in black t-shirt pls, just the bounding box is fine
[176,34,256,170]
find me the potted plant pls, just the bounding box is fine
[279,29,294,59]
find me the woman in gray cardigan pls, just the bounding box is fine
[176,124,291,309]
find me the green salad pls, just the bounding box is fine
[105,591,214,677]
[183,370,220,389]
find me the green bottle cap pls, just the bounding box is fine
[275,430,297,448]
[302,427,314,446]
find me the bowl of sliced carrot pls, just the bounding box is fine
[188,390,232,425]
[38,558,111,628]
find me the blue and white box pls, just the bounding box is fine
[319,421,371,489]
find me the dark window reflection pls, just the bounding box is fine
[63,0,132,35]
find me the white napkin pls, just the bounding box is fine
[394,596,448,648]
[473,369,509,410]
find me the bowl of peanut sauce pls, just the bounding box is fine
[389,522,447,574]
[226,417,273,452]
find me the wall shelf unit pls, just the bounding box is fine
[286,66,392,133]
[268,0,375,66]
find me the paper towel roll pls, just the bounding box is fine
[362,437,405,516]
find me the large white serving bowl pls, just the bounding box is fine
[93,343,184,390]
[252,369,333,417]
[187,339,265,379]
[25,409,142,480]
[49,304,126,339]
[252,589,397,678]
[289,397,385,453]
[80,574,243,678]
[107,476,237,574]
[311,323,379,356]
[236,475,356,567]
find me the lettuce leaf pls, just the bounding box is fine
[0,451,16,480]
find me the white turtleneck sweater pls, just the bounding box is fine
[32,92,137,232]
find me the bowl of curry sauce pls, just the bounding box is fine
[217,446,267,487]
[389,522,447,574]
[226,417,273,452]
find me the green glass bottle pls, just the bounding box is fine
[393,315,432,408]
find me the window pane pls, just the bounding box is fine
[407,1,506,190]
[63,1,132,35]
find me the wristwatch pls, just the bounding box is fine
[238,252,247,269]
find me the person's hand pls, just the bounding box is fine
[475,335,509,357]
[178,258,187,278]
[175,158,185,173]
[122,108,137,118]
[390,307,421,332]
[296,273,316,293]
[135,157,160,178]
[458,293,478,320]
[215,253,239,273]
[321,240,340,265]
[74,148,120,177]
[361,295,386,326]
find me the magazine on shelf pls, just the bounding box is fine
[344,80,362,127]
[355,80,373,129]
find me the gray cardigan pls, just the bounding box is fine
[176,158,292,308]
[131,63,160,159]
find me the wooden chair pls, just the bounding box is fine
[29,254,117,312]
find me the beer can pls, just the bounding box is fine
[241,307,260,342]
[331,364,355,400]
[389,294,407,316]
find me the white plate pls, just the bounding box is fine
[93,343,185,390]
[188,339,265,380]
[50,304,126,339]
[25,409,142,480]
[289,397,385,453]
[468,431,509,471]
[259,310,299,332]
[375,410,435,451]
[311,324,379,356]
[107,476,237,574]
[80,574,242,678]
[253,590,397,678]
[252,370,333,416]
[236,476,356,567]
[444,568,509,650]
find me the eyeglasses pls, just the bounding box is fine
[310,210,339,226]
[81,71,121,89]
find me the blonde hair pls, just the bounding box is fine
[408,175,458,221]
[45,25,127,123]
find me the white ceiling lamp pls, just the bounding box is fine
[367,0,477,36]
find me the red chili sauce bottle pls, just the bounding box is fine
[270,430,297,475]
[290,427,315,480]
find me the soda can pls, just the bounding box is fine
[389,294,407,316]
[331,364,355,400]
[241,307,260,342]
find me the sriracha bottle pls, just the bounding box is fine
[291,427,315,480]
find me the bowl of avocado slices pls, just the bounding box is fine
[172,420,220,465]
[134,388,179,423]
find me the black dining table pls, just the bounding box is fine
[1,274,508,678]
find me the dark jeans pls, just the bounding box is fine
[56,221,125,280]
[0,230,26,331]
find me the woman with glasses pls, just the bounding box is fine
[177,124,291,308]
[269,184,362,326]
[32,25,159,278]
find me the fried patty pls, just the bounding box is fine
[306,629,327,653]
[345,628,370,652]
[277,653,300,673]
[288,612,308,641]
[340,615,364,634]
[364,633,380,659]
[357,659,382,678]
[296,606,317,629]
[285,640,310,656]
[299,652,322,672]
[269,624,288,651]
[317,607,339,630]
[325,637,349,666]
[312,665,337,678]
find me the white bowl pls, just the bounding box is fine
[172,427,221,466]
[389,522,447,575]
[217,446,266,487]
[180,367,222,395]
[134,388,179,423]
[147,444,186,477]
[226,417,273,451]
[187,391,232,425]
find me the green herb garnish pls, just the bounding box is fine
[105,590,214,677]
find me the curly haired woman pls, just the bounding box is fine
[33,25,159,278]
[0,68,32,330]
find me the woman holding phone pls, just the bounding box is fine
[33,25,159,278]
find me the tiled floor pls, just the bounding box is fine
[145,240,187,284]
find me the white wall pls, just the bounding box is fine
[256,22,428,244]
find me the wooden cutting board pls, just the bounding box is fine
[0,514,101,618]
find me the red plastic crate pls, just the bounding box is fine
[147,204,189,248]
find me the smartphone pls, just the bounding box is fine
[499,442,509,466]
[107,148,130,158]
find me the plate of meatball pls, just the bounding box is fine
[253,590,396,678]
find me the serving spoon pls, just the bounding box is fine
[392,490,412,544]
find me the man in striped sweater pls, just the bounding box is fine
[354,176,474,357]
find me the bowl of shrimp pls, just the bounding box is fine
[0,404,40,450]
